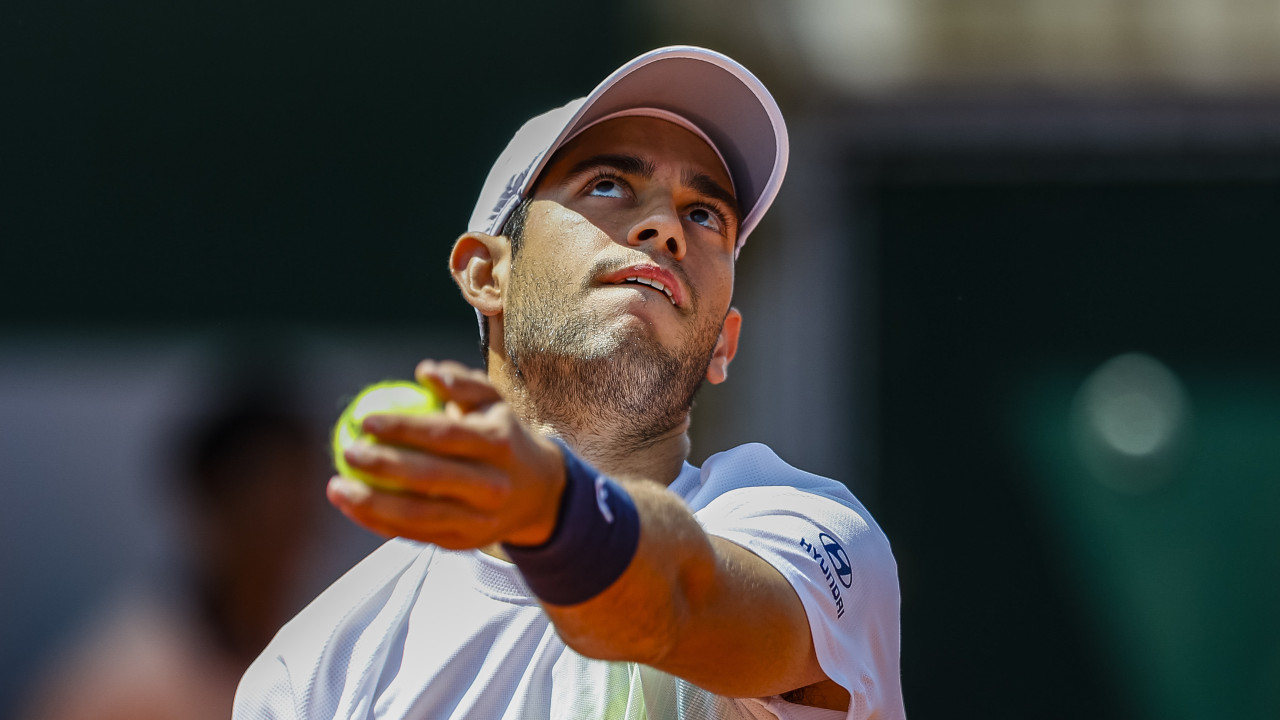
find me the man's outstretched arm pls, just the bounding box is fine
[327,360,843,703]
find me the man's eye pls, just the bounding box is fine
[588,179,625,198]
[687,207,722,231]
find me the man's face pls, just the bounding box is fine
[499,115,740,442]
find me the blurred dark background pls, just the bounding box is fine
[3,1,1278,718]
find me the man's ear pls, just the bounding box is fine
[705,306,743,385]
[449,232,509,317]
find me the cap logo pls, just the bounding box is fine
[487,164,533,231]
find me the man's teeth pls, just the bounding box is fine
[625,277,676,305]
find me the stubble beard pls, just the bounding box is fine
[503,261,722,453]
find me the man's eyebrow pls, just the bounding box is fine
[682,168,739,219]
[561,152,740,223]
[564,154,656,181]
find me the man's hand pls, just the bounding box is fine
[326,359,566,549]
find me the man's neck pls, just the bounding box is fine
[488,351,691,487]
[557,422,691,487]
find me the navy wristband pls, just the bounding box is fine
[503,440,641,606]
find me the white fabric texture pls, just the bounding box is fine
[233,443,904,720]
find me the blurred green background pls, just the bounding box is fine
[4,1,1279,717]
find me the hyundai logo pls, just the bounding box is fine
[819,533,853,588]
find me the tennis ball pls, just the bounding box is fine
[332,380,443,485]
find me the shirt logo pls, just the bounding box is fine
[594,475,614,523]
[820,533,854,589]
[800,535,847,619]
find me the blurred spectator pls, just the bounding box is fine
[19,385,323,720]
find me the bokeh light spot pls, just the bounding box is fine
[1073,352,1191,492]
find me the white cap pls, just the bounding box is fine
[467,45,789,254]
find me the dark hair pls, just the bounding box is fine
[504,196,533,259]
[480,197,534,366]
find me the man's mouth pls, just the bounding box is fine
[600,264,685,308]
[619,275,676,305]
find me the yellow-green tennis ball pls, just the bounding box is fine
[332,380,443,485]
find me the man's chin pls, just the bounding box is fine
[596,312,688,356]
[512,343,699,439]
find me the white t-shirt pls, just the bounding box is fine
[234,443,905,720]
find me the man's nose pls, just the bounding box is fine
[627,202,686,261]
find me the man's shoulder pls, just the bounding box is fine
[688,443,894,567]
[694,442,857,504]
[235,539,443,715]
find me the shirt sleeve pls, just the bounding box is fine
[690,445,905,720]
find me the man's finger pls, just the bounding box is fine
[416,359,501,411]
[360,409,514,463]
[327,476,503,550]
[341,441,511,509]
